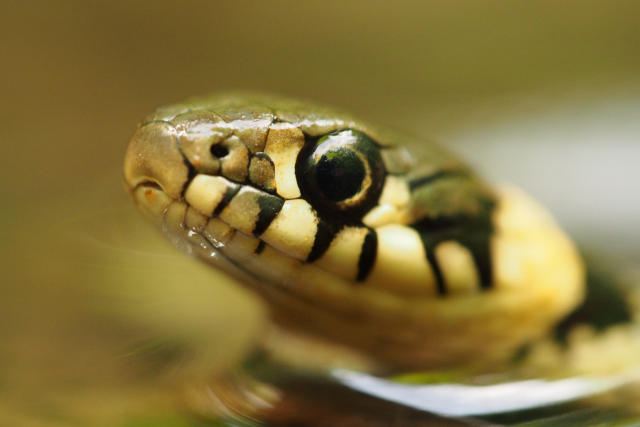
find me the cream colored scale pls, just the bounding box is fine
[124,94,584,371]
[263,124,305,199]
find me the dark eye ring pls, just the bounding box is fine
[296,129,385,220]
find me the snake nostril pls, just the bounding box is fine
[210,144,229,159]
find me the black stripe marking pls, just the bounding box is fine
[408,170,463,192]
[180,157,198,199]
[175,131,198,199]
[254,241,266,254]
[426,249,447,295]
[249,152,277,194]
[470,237,493,289]
[252,151,274,166]
[253,194,285,236]
[554,263,634,343]
[306,220,338,263]
[412,219,483,296]
[213,183,241,216]
[411,187,496,294]
[414,224,494,294]
[356,228,377,282]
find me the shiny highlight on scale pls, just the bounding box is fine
[126,123,494,298]
[123,95,584,369]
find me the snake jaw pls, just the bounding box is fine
[124,94,586,370]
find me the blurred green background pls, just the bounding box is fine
[1,1,639,425]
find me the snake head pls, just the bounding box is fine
[124,94,584,370]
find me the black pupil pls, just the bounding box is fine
[315,148,365,201]
[210,144,229,158]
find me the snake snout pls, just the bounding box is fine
[124,122,190,199]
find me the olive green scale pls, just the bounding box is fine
[124,93,586,370]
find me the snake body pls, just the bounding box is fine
[124,94,587,371]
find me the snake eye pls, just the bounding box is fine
[297,129,385,219]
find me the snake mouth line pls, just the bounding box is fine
[132,180,164,193]
[138,176,389,324]
[154,193,362,323]
[128,165,286,247]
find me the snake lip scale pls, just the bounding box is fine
[124,93,586,371]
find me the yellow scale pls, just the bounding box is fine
[124,94,639,421]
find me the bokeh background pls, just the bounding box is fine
[1,1,639,425]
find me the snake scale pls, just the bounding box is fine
[123,94,637,380]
